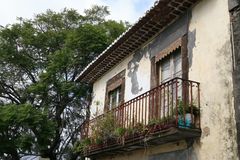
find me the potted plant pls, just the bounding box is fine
[176,100,199,128]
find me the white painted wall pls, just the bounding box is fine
[188,0,238,159]
[90,52,151,118]
[125,50,151,101]
[90,54,132,118]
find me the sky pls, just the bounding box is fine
[0,0,156,26]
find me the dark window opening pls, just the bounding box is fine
[108,86,122,109]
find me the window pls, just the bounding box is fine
[150,36,188,89]
[105,70,125,111]
[108,86,121,109]
[150,36,188,118]
[159,48,182,84]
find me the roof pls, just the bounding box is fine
[76,0,199,83]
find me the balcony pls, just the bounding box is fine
[79,78,201,158]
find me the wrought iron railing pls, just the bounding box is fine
[80,78,200,152]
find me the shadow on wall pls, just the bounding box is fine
[149,147,197,160]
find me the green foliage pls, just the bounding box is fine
[91,112,117,144]
[176,100,199,115]
[0,5,128,159]
[114,127,126,137]
[84,5,109,23]
[0,104,55,155]
[73,138,91,154]
[148,118,159,126]
[133,123,145,133]
[100,20,128,43]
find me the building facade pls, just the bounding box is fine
[76,0,240,159]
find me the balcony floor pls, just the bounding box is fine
[84,127,201,158]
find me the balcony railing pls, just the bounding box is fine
[80,78,201,157]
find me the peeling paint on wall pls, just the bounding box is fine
[126,13,189,95]
[202,127,210,138]
[127,47,148,95]
[89,1,240,160]
[149,13,189,58]
[228,0,240,11]
[188,29,196,68]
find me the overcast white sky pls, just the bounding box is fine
[0,0,156,26]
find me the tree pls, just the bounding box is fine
[0,104,55,159]
[0,5,128,160]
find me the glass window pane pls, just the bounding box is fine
[109,86,121,109]
[173,50,182,78]
[161,58,171,83]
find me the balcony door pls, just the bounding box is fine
[150,36,188,120]
[157,48,182,119]
[160,48,182,84]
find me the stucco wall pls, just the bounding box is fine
[90,49,151,118]
[89,0,239,159]
[98,141,191,160]
[188,0,238,159]
[90,54,132,118]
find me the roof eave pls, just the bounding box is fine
[75,0,200,83]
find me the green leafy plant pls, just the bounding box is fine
[175,100,200,128]
[114,127,126,145]
[114,127,126,137]
[189,104,200,116]
[132,123,145,134]
[175,100,199,116]
[74,138,91,153]
[91,111,117,145]
[95,138,103,145]
[126,127,134,136]
[0,5,128,159]
[148,118,160,126]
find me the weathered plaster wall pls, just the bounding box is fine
[149,13,188,58]
[89,0,239,159]
[97,141,193,160]
[126,47,151,100]
[188,0,238,159]
[90,13,190,119]
[90,7,190,119]
[90,50,151,118]
[90,55,132,118]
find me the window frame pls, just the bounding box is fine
[104,70,125,111]
[149,35,189,119]
[150,35,188,88]
[108,86,122,110]
[159,48,182,84]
